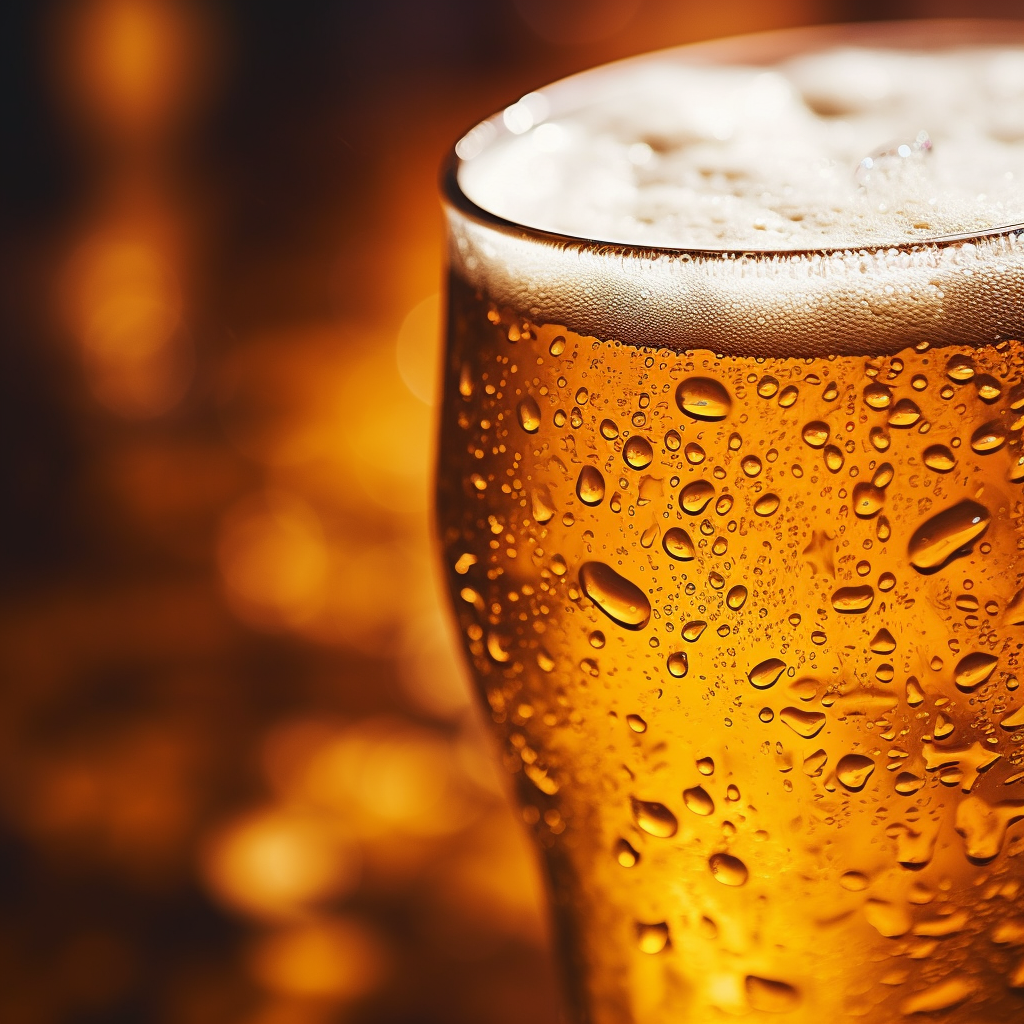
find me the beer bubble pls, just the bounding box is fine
[681,480,715,514]
[682,620,707,641]
[726,585,748,610]
[666,651,688,678]
[802,421,829,448]
[888,398,921,427]
[908,499,990,570]
[684,442,706,464]
[753,493,780,516]
[636,921,670,954]
[579,561,652,629]
[683,786,715,815]
[517,396,541,432]
[780,707,826,738]
[696,757,714,776]
[662,527,695,560]
[836,754,876,791]
[954,652,998,692]
[676,377,731,420]
[615,838,639,867]
[600,418,619,439]
[623,435,654,469]
[631,797,678,838]
[626,714,647,733]
[576,466,606,505]
[749,658,786,689]
[709,852,748,886]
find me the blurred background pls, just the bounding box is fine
[0,0,1019,1021]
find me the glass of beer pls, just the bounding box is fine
[436,21,1024,1023]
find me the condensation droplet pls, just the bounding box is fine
[864,382,893,409]
[923,444,955,472]
[663,527,695,561]
[945,354,975,382]
[576,465,605,506]
[631,797,678,838]
[831,585,875,613]
[802,421,829,448]
[579,561,652,630]
[741,455,762,477]
[852,483,885,518]
[745,976,800,1013]
[666,651,688,678]
[664,428,680,451]
[757,375,779,399]
[840,871,869,891]
[676,377,732,420]
[824,445,844,473]
[709,852,748,886]
[872,462,894,488]
[870,628,896,654]
[837,753,876,791]
[780,707,826,738]
[684,442,706,465]
[517,396,541,433]
[908,500,990,570]
[636,921,670,954]
[623,435,654,469]
[888,398,921,427]
[683,620,707,642]
[615,838,639,867]
[749,658,786,690]
[626,713,647,733]
[754,493,780,517]
[600,418,619,440]
[683,786,715,815]
[971,420,1007,454]
[727,585,748,610]
[681,480,715,514]
[715,493,734,515]
[954,652,998,692]
[696,757,714,776]
[778,385,799,407]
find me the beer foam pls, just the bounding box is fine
[459,46,1024,250]
[447,35,1024,355]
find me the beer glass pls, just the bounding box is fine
[436,22,1024,1023]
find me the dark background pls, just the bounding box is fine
[0,2,1018,1022]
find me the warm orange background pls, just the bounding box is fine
[0,1,1018,1021]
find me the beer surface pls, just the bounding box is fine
[460,47,1024,250]
[437,276,1024,1023]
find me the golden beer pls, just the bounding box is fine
[437,24,1024,1024]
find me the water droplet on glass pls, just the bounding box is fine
[933,714,955,740]
[709,852,748,886]
[681,480,715,514]
[971,420,1006,454]
[840,871,869,891]
[749,658,786,690]
[954,652,998,692]
[824,445,844,473]
[955,794,1024,862]
[631,797,678,838]
[570,406,583,428]
[975,373,1002,401]
[823,381,840,401]
[666,651,688,678]
[683,620,707,641]
[778,385,799,407]
[578,561,651,631]
[636,921,670,954]
[870,628,896,654]
[864,898,910,938]
[696,757,714,776]
[946,354,975,382]
[745,976,800,1013]
[715,493,734,515]
[895,772,925,795]
[600,418,618,440]
[888,398,921,427]
[872,462,894,488]
[754,493,780,517]
[831,585,874,613]
[741,455,762,477]
[676,377,732,420]
[683,785,715,815]
[876,515,892,542]
[757,375,779,399]
[759,706,775,723]
[923,444,955,472]
[517,396,541,433]
[664,428,680,451]
[780,707,826,738]
[802,421,829,448]
[852,483,885,518]
[623,435,654,469]
[900,977,977,1016]
[908,499,990,570]
[626,713,647,733]
[837,753,876,791]
[864,382,893,410]
[802,749,827,776]
[663,527,695,561]
[726,585,748,610]
[615,837,639,867]
[576,466,605,506]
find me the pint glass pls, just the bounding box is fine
[436,22,1024,1023]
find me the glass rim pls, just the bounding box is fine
[441,17,1024,260]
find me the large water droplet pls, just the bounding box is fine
[802,421,829,448]
[864,898,910,937]
[531,485,555,524]
[946,354,975,382]
[852,483,885,518]
[863,382,893,409]
[579,562,651,630]
[576,465,605,506]
[683,786,715,816]
[971,420,1006,454]
[757,375,779,398]
[666,651,688,678]
[631,797,678,838]
[923,444,955,472]
[831,585,874,613]
[726,585,748,610]
[517,396,541,433]
[870,628,896,654]
[895,772,924,795]
[749,658,786,689]
[836,753,876,791]
[908,500,990,570]
[623,435,654,469]
[887,398,921,427]
[663,527,695,560]
[954,652,998,692]
[754,493,780,517]
[709,852,748,886]
[636,921,670,954]
[676,377,731,420]
[615,838,639,867]
[684,442,705,464]
[955,794,1024,862]
[745,976,800,1013]
[780,707,826,738]
[683,620,707,641]
[824,445,845,473]
[681,480,715,514]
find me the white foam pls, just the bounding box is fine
[459,46,1024,250]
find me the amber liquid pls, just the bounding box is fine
[436,271,1024,1023]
